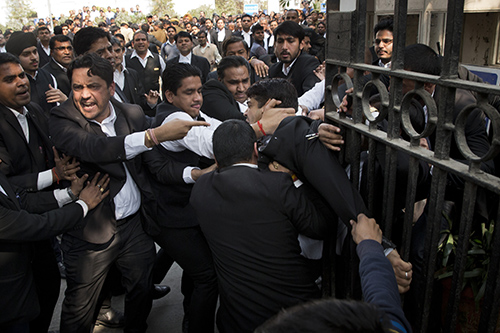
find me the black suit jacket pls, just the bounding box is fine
[0,103,54,190]
[201,79,245,121]
[122,67,156,116]
[269,52,320,96]
[0,173,84,327]
[211,28,231,54]
[258,116,367,227]
[191,165,326,332]
[232,30,254,47]
[49,98,160,242]
[167,54,211,84]
[41,58,71,96]
[37,42,51,68]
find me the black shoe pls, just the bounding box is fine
[96,308,125,328]
[152,284,171,300]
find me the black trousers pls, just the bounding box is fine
[60,214,155,333]
[154,225,218,333]
[29,240,61,333]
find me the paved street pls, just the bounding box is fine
[49,263,186,333]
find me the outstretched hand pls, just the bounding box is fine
[256,99,295,137]
[151,119,210,147]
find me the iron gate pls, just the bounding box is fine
[323,0,500,332]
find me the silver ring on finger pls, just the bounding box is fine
[405,271,408,278]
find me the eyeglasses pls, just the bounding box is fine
[374,38,393,45]
[54,46,73,51]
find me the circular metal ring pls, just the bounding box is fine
[330,72,353,109]
[361,78,389,124]
[455,101,500,162]
[400,87,437,140]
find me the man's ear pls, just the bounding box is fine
[108,81,116,96]
[253,142,259,161]
[165,90,174,103]
[214,156,220,169]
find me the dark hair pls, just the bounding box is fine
[246,78,298,111]
[53,26,63,35]
[49,34,72,50]
[141,23,150,33]
[110,36,122,48]
[222,36,249,57]
[0,52,21,66]
[109,25,120,35]
[374,17,393,36]
[251,23,264,34]
[68,53,114,87]
[133,30,148,40]
[115,33,125,41]
[213,119,256,169]
[175,31,192,42]
[241,14,252,21]
[161,63,201,97]
[404,43,441,76]
[217,56,250,81]
[37,26,50,34]
[317,21,325,28]
[73,27,110,56]
[166,25,176,33]
[197,31,207,38]
[255,298,389,333]
[98,22,107,28]
[274,21,305,43]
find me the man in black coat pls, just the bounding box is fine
[167,31,210,84]
[268,21,320,96]
[202,56,250,121]
[41,35,74,96]
[190,119,327,333]
[6,32,68,116]
[111,37,158,116]
[0,52,79,332]
[49,54,208,333]
[0,171,108,333]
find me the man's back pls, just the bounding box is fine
[191,165,325,333]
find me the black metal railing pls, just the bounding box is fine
[323,0,500,332]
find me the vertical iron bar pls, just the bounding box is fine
[381,147,398,238]
[443,181,478,333]
[418,167,449,332]
[367,138,377,215]
[478,199,500,332]
[401,154,420,261]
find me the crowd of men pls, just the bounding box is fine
[0,4,497,333]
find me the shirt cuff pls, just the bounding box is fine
[75,200,89,217]
[38,169,54,190]
[183,166,200,184]
[124,132,151,159]
[53,188,73,208]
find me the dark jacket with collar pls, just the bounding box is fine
[37,42,51,68]
[49,97,160,242]
[167,54,210,84]
[0,102,54,190]
[28,68,57,116]
[41,58,71,96]
[121,67,156,117]
[0,172,84,327]
[269,52,320,96]
[202,79,245,122]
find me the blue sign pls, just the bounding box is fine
[320,3,326,13]
[244,4,259,15]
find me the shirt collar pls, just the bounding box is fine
[232,163,258,168]
[53,58,67,72]
[131,49,153,59]
[179,52,192,64]
[282,55,299,76]
[378,59,391,68]
[7,106,29,117]
[89,102,116,125]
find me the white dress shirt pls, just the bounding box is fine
[90,103,151,219]
[160,110,221,183]
[128,49,166,73]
